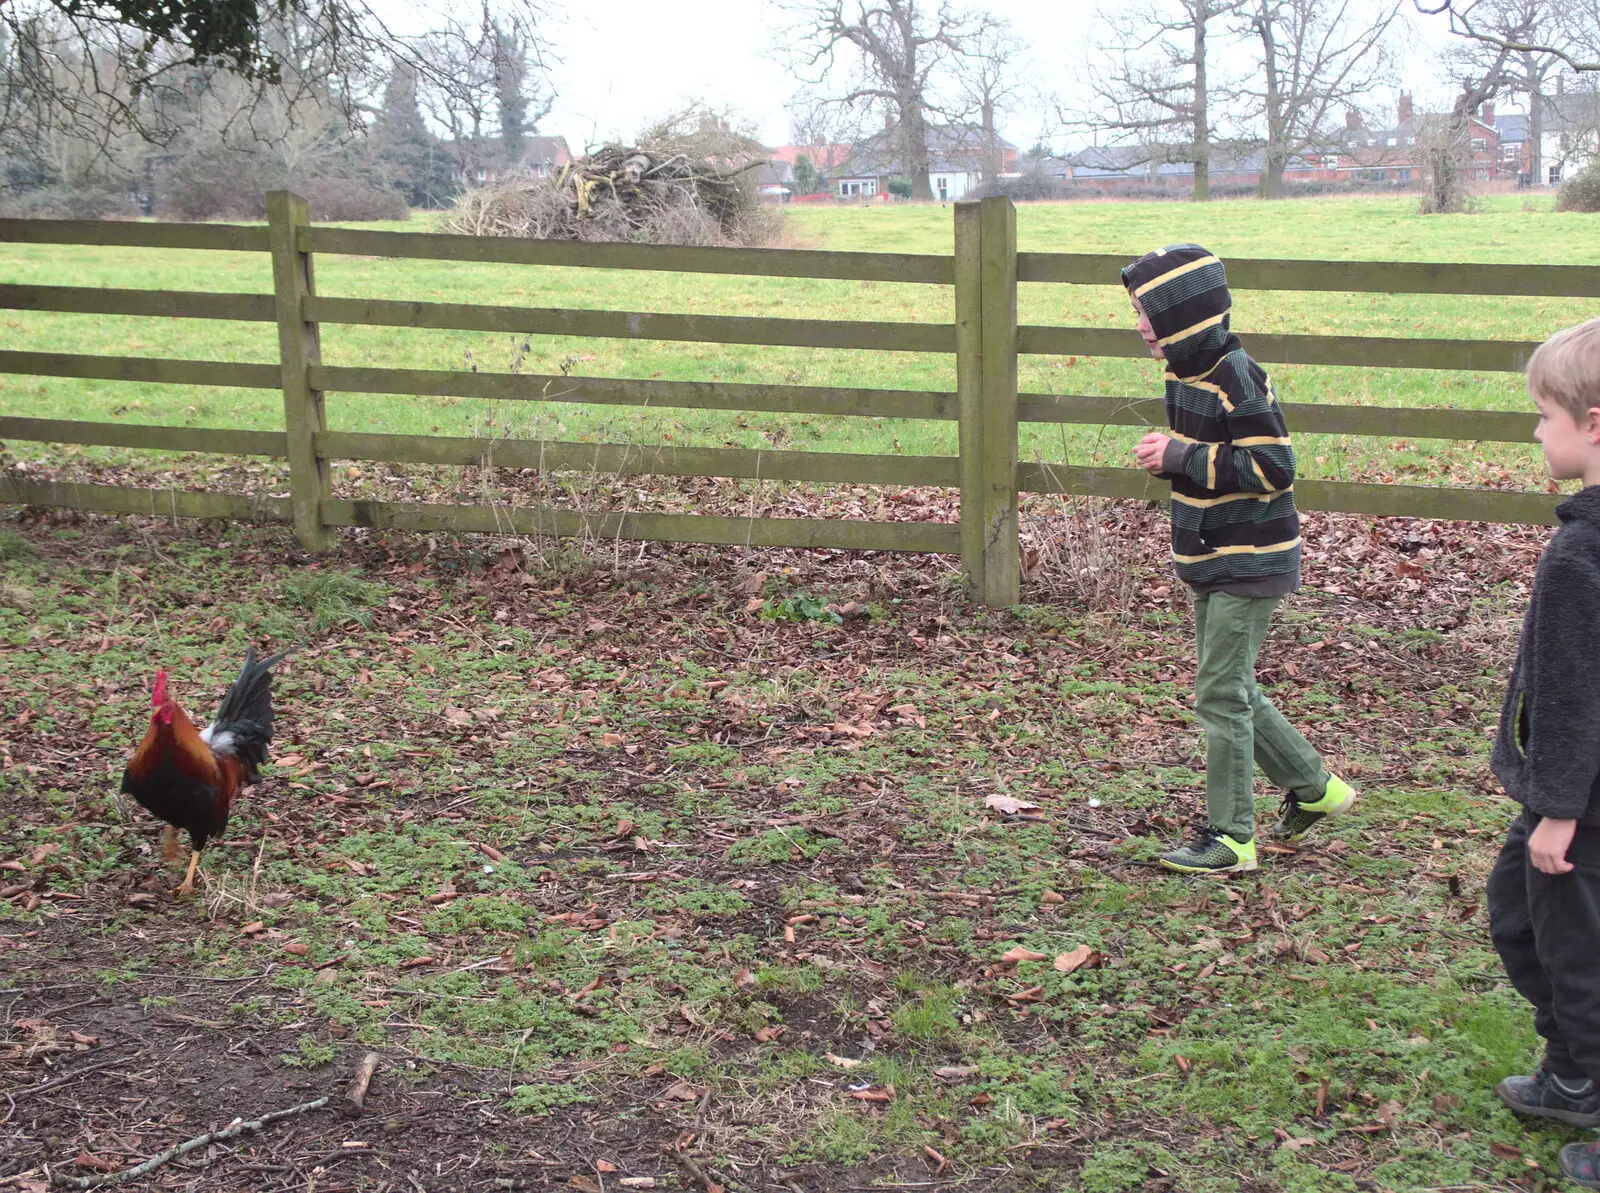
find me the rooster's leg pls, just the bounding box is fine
[174,850,201,897]
[160,824,183,863]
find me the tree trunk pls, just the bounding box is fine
[1423,55,1507,214]
[1423,97,1475,213]
[1192,1,1210,202]
[1256,1,1284,200]
[904,101,932,199]
[982,99,998,184]
[1262,153,1287,199]
[1529,69,1545,185]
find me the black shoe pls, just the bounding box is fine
[1561,1141,1600,1189]
[1497,1068,1600,1127]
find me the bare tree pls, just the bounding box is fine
[1423,0,1587,185]
[414,7,553,182]
[1236,0,1398,197]
[952,15,1026,183]
[776,0,981,200]
[1413,0,1600,71]
[786,85,871,166]
[1420,38,1516,210]
[0,0,555,160]
[1062,0,1247,201]
[1497,0,1574,183]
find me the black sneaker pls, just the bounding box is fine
[1158,829,1257,874]
[1270,776,1357,841]
[1561,1141,1600,1189]
[1496,1068,1600,1127]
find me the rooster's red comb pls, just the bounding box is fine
[151,670,169,707]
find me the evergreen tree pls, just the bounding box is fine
[494,24,527,165]
[371,60,452,207]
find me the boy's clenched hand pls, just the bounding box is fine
[1531,816,1578,875]
[1135,432,1173,474]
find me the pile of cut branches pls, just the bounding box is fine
[444,110,780,247]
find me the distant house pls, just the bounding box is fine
[458,135,574,186]
[1494,84,1600,185]
[1333,95,1507,183]
[1063,143,1325,189]
[835,174,882,198]
[769,143,854,195]
[751,161,794,203]
[1058,94,1517,191]
[830,125,1020,199]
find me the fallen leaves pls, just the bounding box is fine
[1000,945,1049,964]
[1053,944,1103,973]
[847,1084,896,1103]
[984,793,1041,815]
[72,1154,122,1173]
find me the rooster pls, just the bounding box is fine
[121,648,290,895]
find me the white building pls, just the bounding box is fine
[929,170,982,201]
[836,176,879,197]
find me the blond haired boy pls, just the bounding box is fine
[1486,317,1600,1187]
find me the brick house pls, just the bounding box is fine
[1493,83,1600,185]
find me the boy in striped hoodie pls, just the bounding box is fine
[1120,243,1355,874]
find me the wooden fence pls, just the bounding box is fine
[0,192,1589,607]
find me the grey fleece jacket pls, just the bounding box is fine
[1492,485,1600,823]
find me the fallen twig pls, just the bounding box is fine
[341,1051,381,1118]
[9,1053,133,1101]
[48,1095,330,1188]
[673,1153,720,1193]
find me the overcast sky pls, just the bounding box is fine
[535,0,1474,154]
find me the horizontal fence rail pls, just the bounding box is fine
[0,416,286,457]
[313,366,959,420]
[306,295,958,352]
[1017,325,1540,372]
[304,227,956,284]
[0,474,291,521]
[0,194,1587,606]
[318,431,960,488]
[0,219,269,253]
[1018,252,1600,298]
[0,283,277,322]
[322,498,960,554]
[0,350,279,390]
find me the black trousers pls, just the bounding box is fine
[1489,810,1600,1082]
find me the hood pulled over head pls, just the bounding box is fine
[1121,244,1238,381]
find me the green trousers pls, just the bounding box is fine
[1193,591,1328,841]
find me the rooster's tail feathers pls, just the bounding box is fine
[206,646,294,779]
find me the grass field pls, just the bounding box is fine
[3,195,1600,492]
[0,506,1575,1192]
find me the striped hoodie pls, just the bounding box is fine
[1120,244,1301,597]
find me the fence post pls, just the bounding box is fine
[954,200,985,600]
[954,196,1019,607]
[267,190,332,550]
